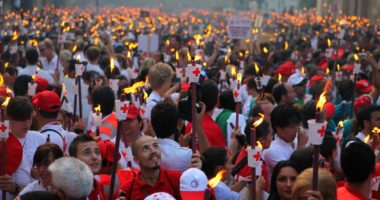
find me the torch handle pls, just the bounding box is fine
[78,76,83,119]
[312,145,320,191]
[251,127,257,200]
[109,120,123,200]
[1,109,6,199]
[191,83,197,153]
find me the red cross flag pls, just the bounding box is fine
[247,146,262,172]
[115,100,129,121]
[307,119,327,145]
[195,49,204,60]
[109,79,119,91]
[233,88,241,102]
[75,63,85,76]
[176,67,185,79]
[325,48,333,58]
[0,121,9,139]
[186,63,202,83]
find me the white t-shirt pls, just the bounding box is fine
[18,180,49,197]
[157,138,192,172]
[39,122,67,152]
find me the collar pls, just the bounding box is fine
[344,183,371,200]
[356,132,367,142]
[136,168,165,188]
[157,138,180,148]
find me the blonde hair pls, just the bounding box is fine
[59,50,72,65]
[292,168,337,200]
[148,62,173,89]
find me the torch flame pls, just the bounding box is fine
[316,92,327,111]
[1,97,10,107]
[236,73,242,83]
[94,104,101,113]
[364,135,370,143]
[231,66,236,77]
[110,57,115,73]
[301,67,305,76]
[143,89,148,100]
[187,51,192,62]
[253,113,265,128]
[166,39,170,46]
[254,63,260,74]
[12,31,18,41]
[175,51,179,61]
[337,64,340,71]
[327,38,331,47]
[372,127,380,134]
[123,81,146,94]
[284,41,288,50]
[0,74,4,87]
[76,54,81,62]
[338,121,344,128]
[257,141,263,150]
[353,54,359,62]
[72,45,77,52]
[278,74,282,82]
[208,170,226,188]
[263,47,268,54]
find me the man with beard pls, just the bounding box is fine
[119,135,188,199]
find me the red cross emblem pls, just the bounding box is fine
[253,151,261,161]
[122,150,127,159]
[233,90,239,97]
[140,108,145,115]
[317,125,326,137]
[179,69,184,75]
[192,68,201,77]
[120,104,129,113]
[0,124,7,132]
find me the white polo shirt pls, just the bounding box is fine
[157,138,192,172]
[145,90,162,119]
[263,135,296,173]
[39,54,63,74]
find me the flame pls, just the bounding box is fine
[257,141,263,150]
[0,74,3,87]
[194,55,202,61]
[1,97,10,107]
[110,57,115,73]
[326,67,330,75]
[4,62,9,68]
[284,41,288,50]
[327,38,331,47]
[208,170,225,188]
[231,66,236,77]
[278,74,282,82]
[143,89,148,100]
[254,63,260,74]
[373,127,380,134]
[94,104,101,113]
[337,64,340,71]
[263,47,268,54]
[364,135,370,143]
[224,54,229,63]
[123,81,146,94]
[76,54,81,62]
[127,51,131,59]
[338,121,344,128]
[237,73,242,83]
[194,34,202,46]
[166,39,170,46]
[12,31,18,41]
[253,113,265,128]
[301,67,305,76]
[175,51,179,61]
[353,54,359,62]
[72,44,77,52]
[316,92,327,111]
[187,50,192,62]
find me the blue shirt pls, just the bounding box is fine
[214,181,242,200]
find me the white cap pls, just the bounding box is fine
[144,192,175,200]
[287,70,305,86]
[180,168,208,192]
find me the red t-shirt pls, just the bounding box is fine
[120,168,182,200]
[186,113,226,148]
[337,183,371,200]
[370,163,380,199]
[88,179,105,200]
[234,146,269,192]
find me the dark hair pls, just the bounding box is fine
[337,79,354,101]
[6,97,33,121]
[33,143,63,166]
[5,66,18,76]
[320,134,337,161]
[356,105,380,131]
[341,141,375,183]
[270,105,302,132]
[151,101,178,138]
[244,118,270,145]
[271,83,287,104]
[86,46,100,62]
[39,109,59,119]
[201,147,228,179]
[13,75,33,97]
[21,191,60,200]
[268,160,298,200]
[69,134,95,157]
[91,86,115,116]
[289,146,314,173]
[25,48,39,65]
[200,80,218,112]
[302,100,317,128]
[218,90,235,111]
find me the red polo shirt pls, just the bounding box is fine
[88,179,105,200]
[119,168,182,200]
[337,183,370,200]
[186,113,226,148]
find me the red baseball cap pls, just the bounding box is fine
[355,79,373,94]
[32,90,61,112]
[318,59,328,70]
[309,75,325,86]
[354,95,372,113]
[0,134,22,175]
[342,65,354,71]
[323,102,335,120]
[34,76,49,93]
[127,104,141,120]
[274,61,296,76]
[0,87,11,98]
[97,140,120,164]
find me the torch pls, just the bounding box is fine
[372,127,380,150]
[75,59,84,119]
[350,53,361,118]
[1,96,10,200]
[93,105,102,137]
[234,73,242,129]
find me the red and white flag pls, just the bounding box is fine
[115,100,129,121]
[186,63,202,83]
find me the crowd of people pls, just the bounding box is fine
[0,4,379,200]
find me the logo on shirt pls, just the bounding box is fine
[190,179,199,188]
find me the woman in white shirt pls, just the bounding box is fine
[18,143,63,197]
